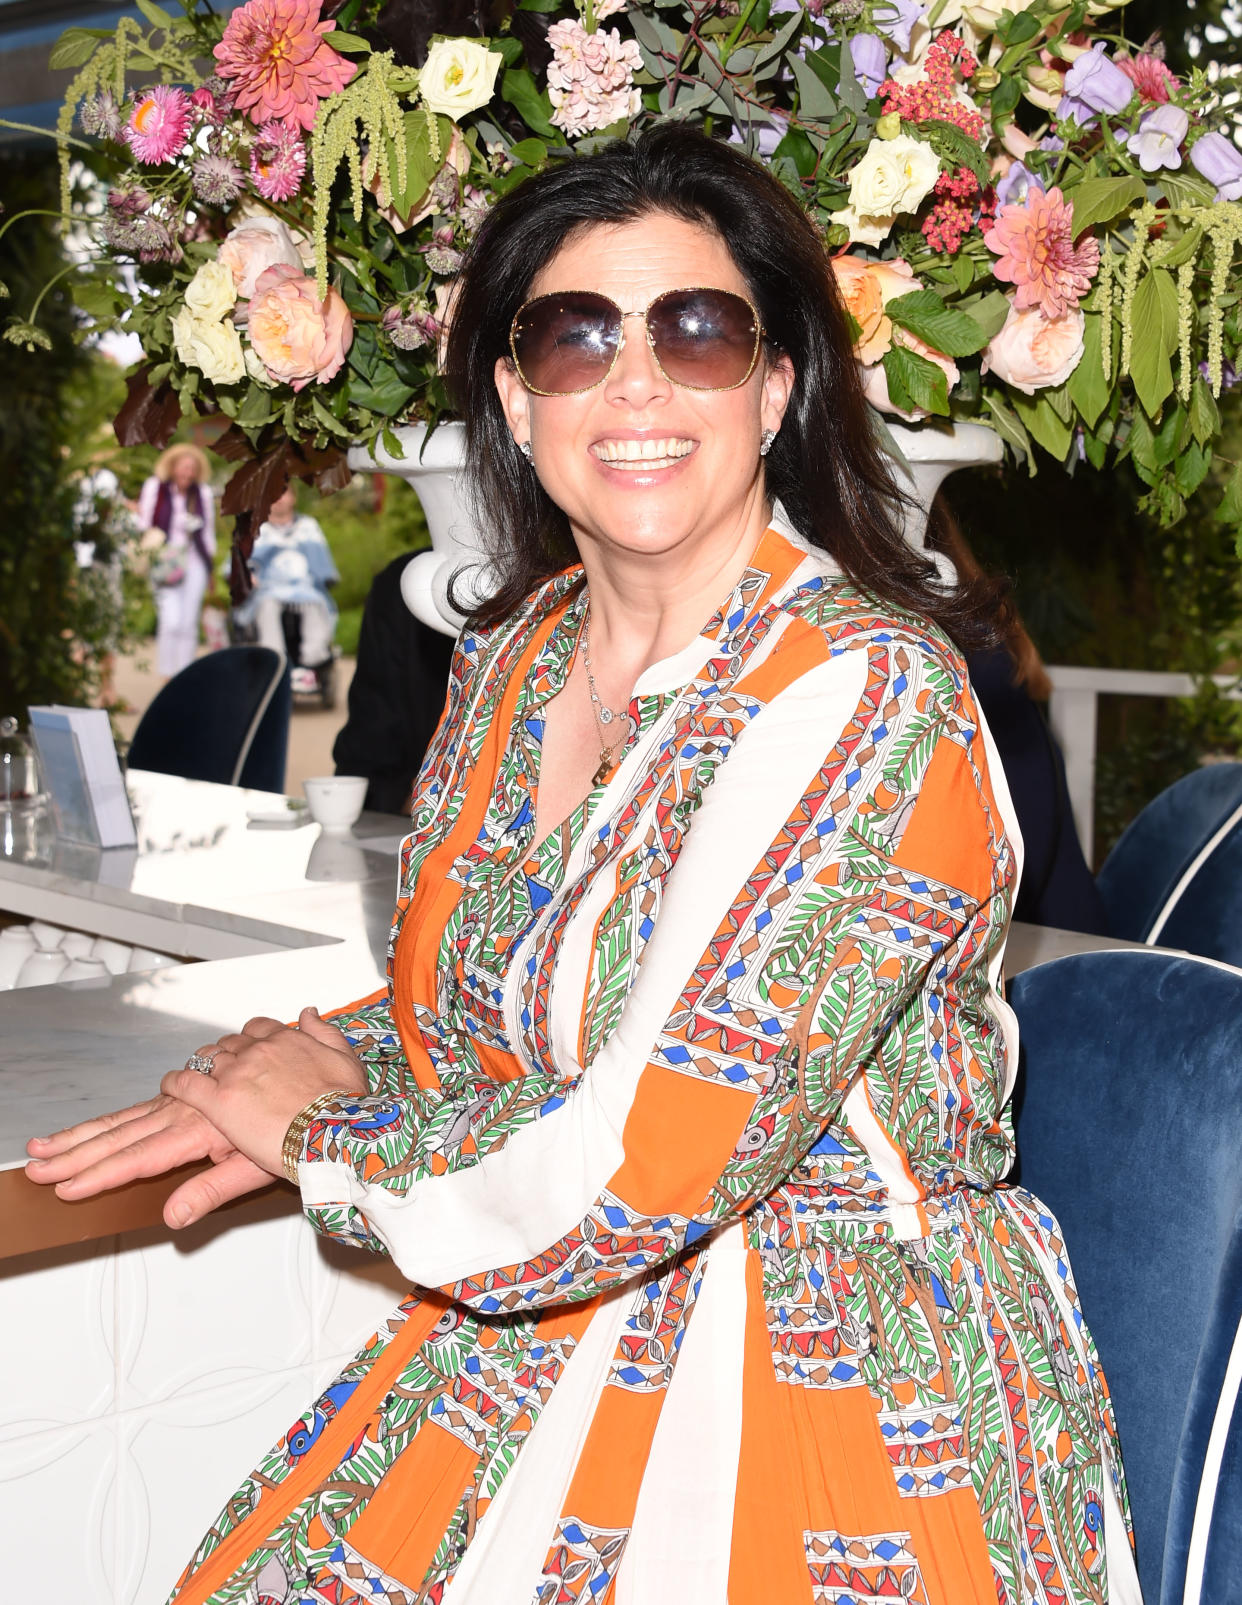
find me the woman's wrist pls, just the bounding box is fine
[281,1089,356,1185]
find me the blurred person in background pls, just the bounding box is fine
[234,485,338,691]
[137,443,215,679]
[332,550,454,813]
[928,495,1108,935]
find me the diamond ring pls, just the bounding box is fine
[184,1051,217,1075]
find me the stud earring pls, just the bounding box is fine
[759,429,777,457]
[518,440,533,461]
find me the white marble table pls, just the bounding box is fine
[0,770,1150,1604]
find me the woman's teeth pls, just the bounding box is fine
[594,438,695,469]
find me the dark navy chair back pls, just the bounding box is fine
[1010,950,1242,1605]
[1096,763,1242,947]
[127,647,291,792]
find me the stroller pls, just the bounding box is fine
[231,546,339,709]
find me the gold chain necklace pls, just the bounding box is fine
[579,603,627,786]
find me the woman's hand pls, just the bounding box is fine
[26,1093,273,1228]
[25,1007,366,1228]
[160,1006,367,1184]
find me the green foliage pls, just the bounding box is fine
[308,472,431,653]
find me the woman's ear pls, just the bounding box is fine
[494,356,533,453]
[761,351,795,438]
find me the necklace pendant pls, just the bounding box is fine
[593,756,614,786]
[598,707,614,725]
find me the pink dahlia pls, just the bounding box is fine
[125,85,192,165]
[1117,51,1179,105]
[985,186,1099,321]
[213,0,356,131]
[249,119,307,201]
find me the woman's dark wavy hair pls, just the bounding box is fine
[443,124,1003,648]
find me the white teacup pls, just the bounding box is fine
[0,925,36,990]
[91,936,133,975]
[303,776,368,835]
[128,946,178,971]
[60,930,96,960]
[61,956,110,984]
[29,920,67,952]
[15,949,68,987]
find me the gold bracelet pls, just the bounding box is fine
[281,1090,356,1185]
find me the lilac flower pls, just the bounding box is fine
[995,161,1044,208]
[1057,43,1135,128]
[873,0,924,54]
[1200,357,1239,390]
[849,33,888,98]
[728,112,789,158]
[1040,133,1065,152]
[1126,104,1188,173]
[1190,131,1242,201]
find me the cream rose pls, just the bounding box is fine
[960,0,1021,34]
[218,215,304,304]
[248,264,354,390]
[982,302,1085,394]
[183,259,237,323]
[418,38,503,120]
[847,135,941,223]
[837,205,895,248]
[171,306,246,385]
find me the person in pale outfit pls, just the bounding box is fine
[234,486,338,674]
[136,444,216,678]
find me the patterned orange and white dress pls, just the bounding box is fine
[168,519,1140,1605]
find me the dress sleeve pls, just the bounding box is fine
[199,484,216,557]
[137,476,158,528]
[299,630,1003,1310]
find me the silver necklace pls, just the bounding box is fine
[580,603,627,785]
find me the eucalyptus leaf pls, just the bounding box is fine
[752,9,803,69]
[789,55,837,121]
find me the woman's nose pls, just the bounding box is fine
[604,315,672,407]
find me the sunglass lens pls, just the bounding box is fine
[512,293,621,394]
[647,289,759,390]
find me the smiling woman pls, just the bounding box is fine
[27,127,1140,1605]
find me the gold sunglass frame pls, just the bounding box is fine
[508,286,767,397]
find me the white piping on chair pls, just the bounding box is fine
[1146,799,1242,947]
[1183,1308,1242,1605]
[228,651,288,787]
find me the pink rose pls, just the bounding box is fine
[982,302,1084,394]
[247,264,353,390]
[860,327,959,421]
[218,215,304,307]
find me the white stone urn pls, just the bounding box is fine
[347,422,494,635]
[348,418,1004,636]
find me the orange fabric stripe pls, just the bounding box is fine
[342,1422,479,1583]
[792,1382,904,1536]
[391,603,569,1088]
[609,1066,754,1217]
[321,985,389,1021]
[561,1385,664,1520]
[747,528,810,613]
[904,1488,996,1605]
[734,615,831,705]
[728,1249,814,1605]
[170,1295,450,1605]
[889,733,993,903]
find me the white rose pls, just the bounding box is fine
[837,205,896,247]
[171,306,245,385]
[848,135,941,221]
[418,38,503,119]
[244,344,277,388]
[218,215,304,303]
[183,260,237,322]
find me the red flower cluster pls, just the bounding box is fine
[879,33,985,142]
[921,166,980,254]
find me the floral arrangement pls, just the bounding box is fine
[12,0,1242,571]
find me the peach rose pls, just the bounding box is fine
[218,215,304,306]
[832,256,920,364]
[982,302,1085,394]
[860,327,960,421]
[247,264,354,390]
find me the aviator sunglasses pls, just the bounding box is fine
[509,286,766,397]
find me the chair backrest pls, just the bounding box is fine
[126,647,290,791]
[1010,950,1242,1605]
[1096,763,1242,944]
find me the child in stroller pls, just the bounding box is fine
[232,487,339,706]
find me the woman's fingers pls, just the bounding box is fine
[26,1097,163,1161]
[163,1151,274,1229]
[48,1113,216,1200]
[296,1006,353,1053]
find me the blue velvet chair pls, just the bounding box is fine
[1096,762,1242,948]
[1010,950,1242,1605]
[126,646,291,792]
